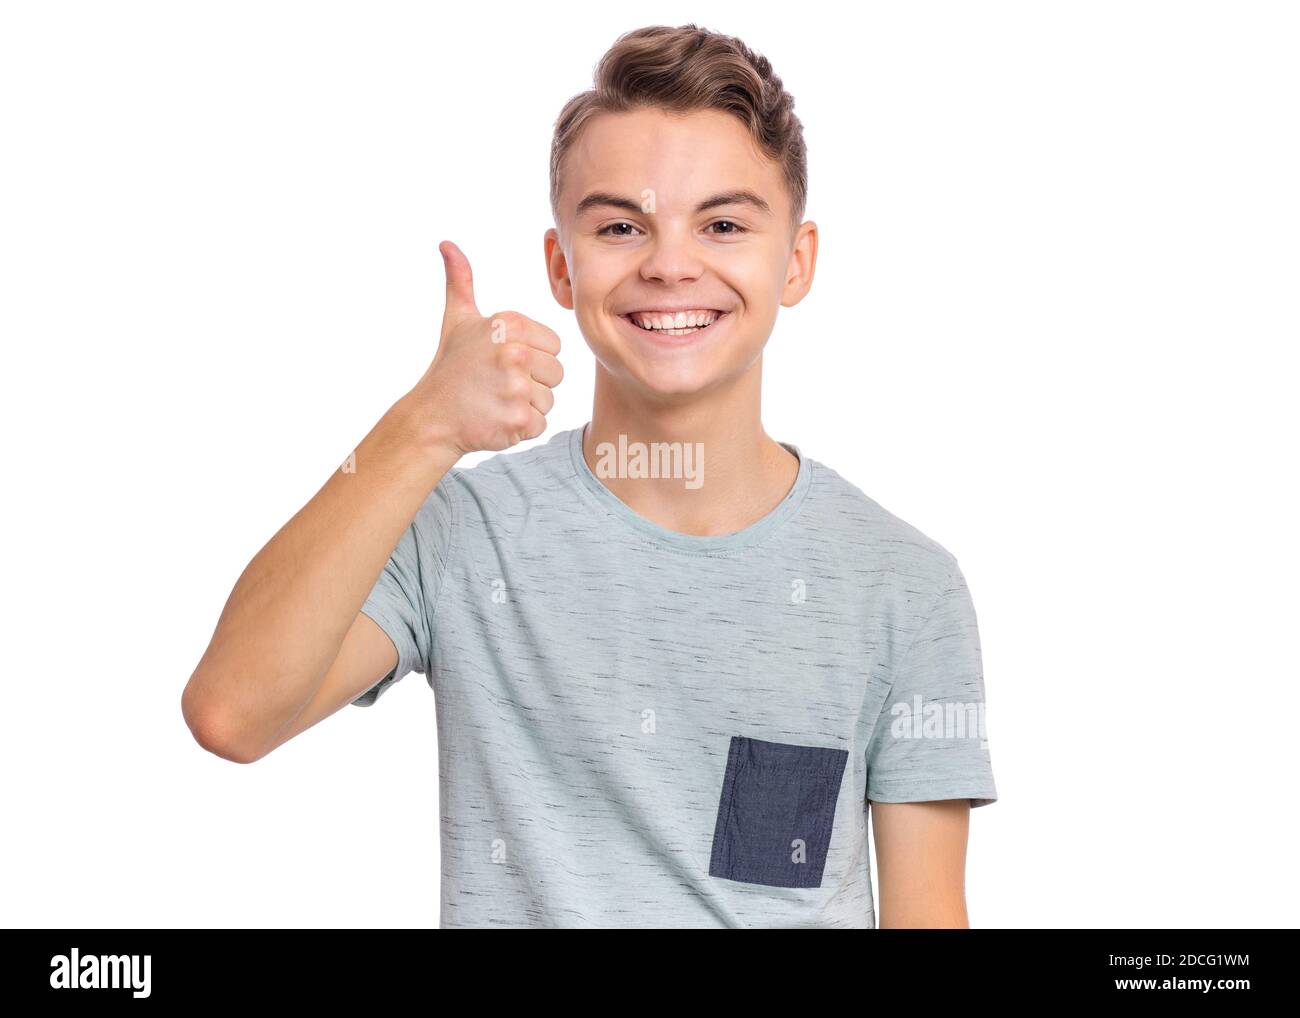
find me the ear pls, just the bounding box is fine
[781,220,818,309]
[544,228,575,311]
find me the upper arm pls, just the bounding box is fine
[861,559,997,924]
[870,798,972,928]
[251,611,399,760]
[864,558,999,806]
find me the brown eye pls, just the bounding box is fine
[709,220,747,235]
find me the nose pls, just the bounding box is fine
[637,224,705,286]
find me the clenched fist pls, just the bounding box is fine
[406,240,564,456]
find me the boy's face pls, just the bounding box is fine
[545,107,816,403]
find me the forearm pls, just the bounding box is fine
[182,394,458,752]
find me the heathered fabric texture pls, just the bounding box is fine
[353,424,997,928]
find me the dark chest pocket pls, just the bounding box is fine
[708,735,849,889]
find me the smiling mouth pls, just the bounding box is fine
[619,311,729,337]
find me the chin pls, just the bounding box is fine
[605,352,740,402]
[631,366,722,400]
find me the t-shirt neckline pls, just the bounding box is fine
[567,423,812,554]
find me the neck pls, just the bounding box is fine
[582,360,800,537]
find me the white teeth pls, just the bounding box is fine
[630,310,720,331]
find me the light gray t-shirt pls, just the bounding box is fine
[353,424,997,928]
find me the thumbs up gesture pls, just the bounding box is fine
[407,240,564,457]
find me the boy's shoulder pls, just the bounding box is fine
[442,425,577,501]
[801,453,960,583]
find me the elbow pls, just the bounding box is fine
[181,678,264,765]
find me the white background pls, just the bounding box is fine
[2,0,1296,928]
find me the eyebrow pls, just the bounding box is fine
[574,189,773,219]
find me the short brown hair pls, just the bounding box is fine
[549,24,808,237]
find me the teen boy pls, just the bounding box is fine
[182,23,998,929]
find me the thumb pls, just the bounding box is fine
[439,239,481,329]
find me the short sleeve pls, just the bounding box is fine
[865,559,998,808]
[350,472,458,707]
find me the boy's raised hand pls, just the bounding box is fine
[407,240,564,456]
